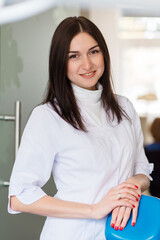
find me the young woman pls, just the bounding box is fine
[8,16,153,240]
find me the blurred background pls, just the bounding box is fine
[0,0,160,239]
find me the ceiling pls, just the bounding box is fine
[59,0,160,16]
[2,0,160,15]
[0,0,160,25]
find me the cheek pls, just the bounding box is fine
[99,56,105,72]
[67,62,77,77]
[102,63,105,73]
[67,63,72,78]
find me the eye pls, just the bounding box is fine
[90,49,100,55]
[68,54,79,60]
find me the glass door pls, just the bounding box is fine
[0,24,46,240]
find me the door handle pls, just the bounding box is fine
[0,101,21,159]
[0,180,10,187]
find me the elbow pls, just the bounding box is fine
[10,196,23,212]
[141,175,150,192]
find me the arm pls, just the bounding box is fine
[10,195,93,219]
[10,182,138,220]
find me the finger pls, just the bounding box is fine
[116,182,139,190]
[120,207,132,229]
[114,206,126,230]
[118,188,140,197]
[115,198,136,209]
[131,203,139,227]
[111,207,120,228]
[116,190,140,202]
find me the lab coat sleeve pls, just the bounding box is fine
[8,105,59,214]
[127,99,153,180]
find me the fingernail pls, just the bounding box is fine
[136,198,139,201]
[132,204,135,208]
[111,223,114,228]
[120,226,123,231]
[138,194,141,198]
[132,222,135,227]
[115,226,118,230]
[135,185,138,189]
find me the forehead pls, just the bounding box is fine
[69,32,98,50]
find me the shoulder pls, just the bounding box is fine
[21,103,61,154]
[115,94,133,110]
[32,103,54,115]
[24,103,62,134]
[115,94,138,121]
[31,103,60,122]
[22,103,62,142]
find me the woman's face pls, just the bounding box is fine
[67,32,104,90]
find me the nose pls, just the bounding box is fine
[81,56,92,70]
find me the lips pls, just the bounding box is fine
[80,71,96,78]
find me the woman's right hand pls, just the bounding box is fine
[91,182,140,220]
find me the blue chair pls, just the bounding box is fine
[105,195,160,240]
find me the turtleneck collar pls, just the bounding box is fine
[71,83,103,104]
[71,83,103,125]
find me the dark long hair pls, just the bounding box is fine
[43,16,128,131]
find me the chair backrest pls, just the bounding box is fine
[105,195,160,240]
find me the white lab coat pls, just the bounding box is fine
[8,91,153,240]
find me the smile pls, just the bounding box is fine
[80,71,96,78]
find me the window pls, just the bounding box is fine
[119,17,160,116]
[119,17,160,39]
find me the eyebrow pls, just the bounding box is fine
[68,44,99,53]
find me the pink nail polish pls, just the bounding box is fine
[111,223,114,228]
[115,226,118,231]
[132,222,135,227]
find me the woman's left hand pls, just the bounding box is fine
[110,174,150,230]
[111,186,141,230]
